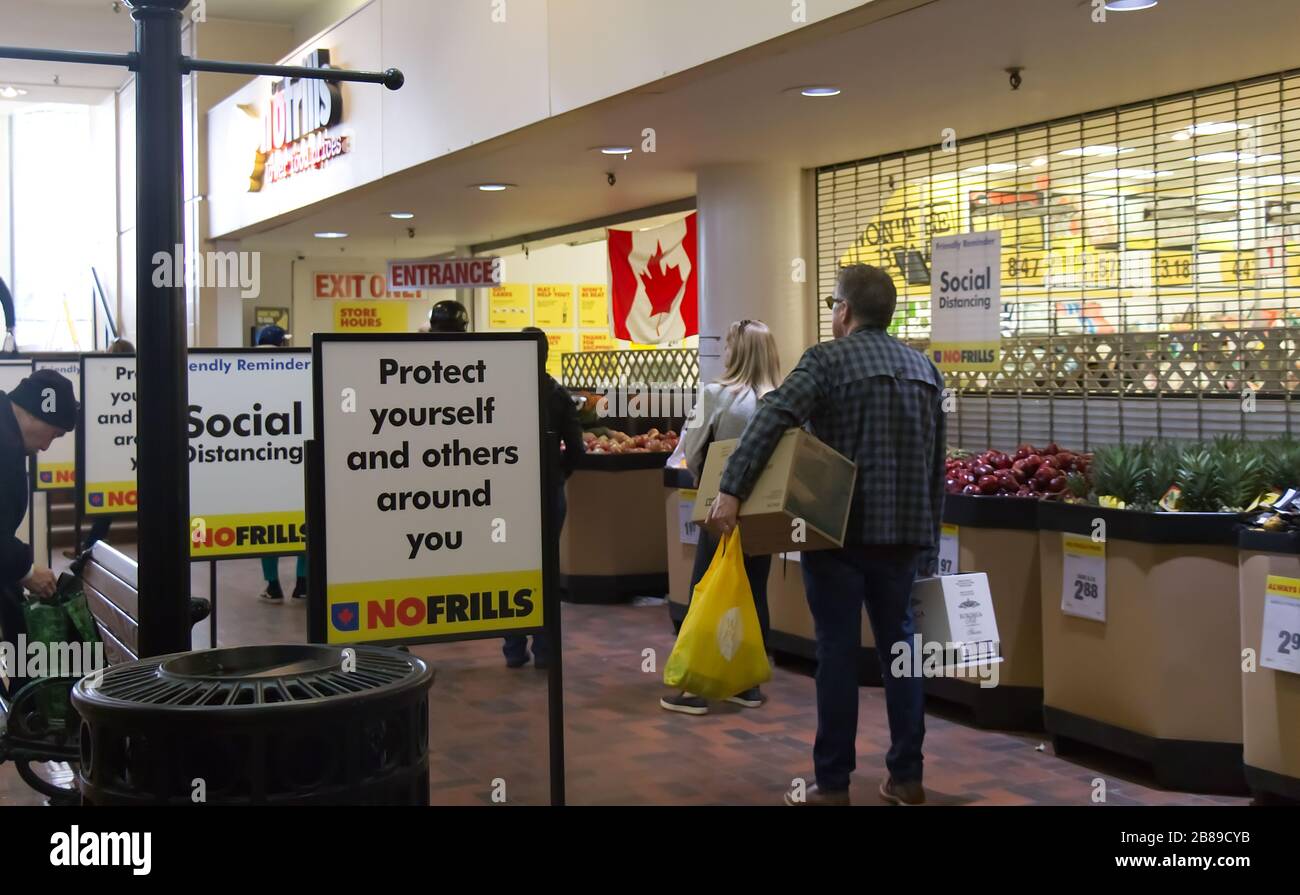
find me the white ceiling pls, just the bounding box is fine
[233,0,1300,260]
[0,0,351,97]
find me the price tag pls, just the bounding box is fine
[679,489,700,546]
[1261,575,1300,675]
[1061,533,1106,622]
[938,523,960,576]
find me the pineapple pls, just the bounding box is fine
[1219,443,1267,511]
[1177,447,1223,512]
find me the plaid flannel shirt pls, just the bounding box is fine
[719,327,947,551]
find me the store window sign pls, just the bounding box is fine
[249,48,346,192]
[315,272,423,301]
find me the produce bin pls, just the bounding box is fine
[927,495,1043,730]
[662,466,879,684]
[664,466,698,630]
[1038,502,1246,794]
[767,552,881,687]
[1236,529,1300,803]
[561,452,672,602]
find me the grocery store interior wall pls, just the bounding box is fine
[206,0,878,238]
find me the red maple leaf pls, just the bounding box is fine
[640,242,684,331]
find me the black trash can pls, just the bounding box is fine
[71,644,433,805]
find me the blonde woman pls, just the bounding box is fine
[661,319,782,715]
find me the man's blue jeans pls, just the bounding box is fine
[801,544,924,791]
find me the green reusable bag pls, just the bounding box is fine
[62,590,101,646]
[18,599,74,726]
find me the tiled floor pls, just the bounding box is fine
[0,551,1248,806]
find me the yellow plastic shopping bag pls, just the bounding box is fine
[663,527,771,699]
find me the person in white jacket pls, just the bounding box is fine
[661,319,782,716]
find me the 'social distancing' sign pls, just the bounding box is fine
[79,352,313,559]
[187,350,313,559]
[33,357,80,490]
[80,355,137,516]
[314,334,546,646]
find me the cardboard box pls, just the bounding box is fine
[909,574,1002,670]
[692,429,857,555]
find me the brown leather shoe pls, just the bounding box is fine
[784,784,851,806]
[879,776,925,805]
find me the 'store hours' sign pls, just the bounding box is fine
[311,334,548,645]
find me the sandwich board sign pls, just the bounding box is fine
[79,354,138,517]
[307,333,552,646]
[306,331,564,804]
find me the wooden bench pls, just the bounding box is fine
[79,543,213,664]
[80,542,140,665]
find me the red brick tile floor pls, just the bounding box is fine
[0,551,1248,806]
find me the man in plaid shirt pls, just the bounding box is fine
[708,263,946,806]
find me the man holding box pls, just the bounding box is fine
[707,263,946,806]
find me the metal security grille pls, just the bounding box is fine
[816,68,1300,448]
[561,348,701,390]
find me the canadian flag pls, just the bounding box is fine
[608,213,698,343]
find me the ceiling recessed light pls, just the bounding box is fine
[1030,157,1049,167]
[1171,121,1239,141]
[389,212,415,220]
[314,231,348,239]
[596,146,635,155]
[474,183,513,192]
[798,86,841,97]
[1105,0,1158,10]
[1084,167,1172,180]
[0,86,28,99]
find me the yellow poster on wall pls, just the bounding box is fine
[334,302,408,332]
[534,284,575,328]
[490,284,532,329]
[579,284,609,329]
[546,332,576,378]
[580,332,616,352]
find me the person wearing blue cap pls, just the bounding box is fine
[1,369,77,691]
[254,325,306,604]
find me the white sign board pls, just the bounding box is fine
[387,257,500,292]
[910,573,1002,668]
[1261,575,1300,675]
[187,351,313,559]
[80,355,137,516]
[315,334,547,645]
[33,357,80,490]
[930,230,1002,372]
[1061,532,1106,622]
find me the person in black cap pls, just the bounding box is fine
[256,324,292,347]
[253,324,305,603]
[502,327,584,669]
[0,370,77,682]
[428,300,469,334]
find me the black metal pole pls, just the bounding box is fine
[209,560,218,648]
[545,434,566,807]
[127,0,190,656]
